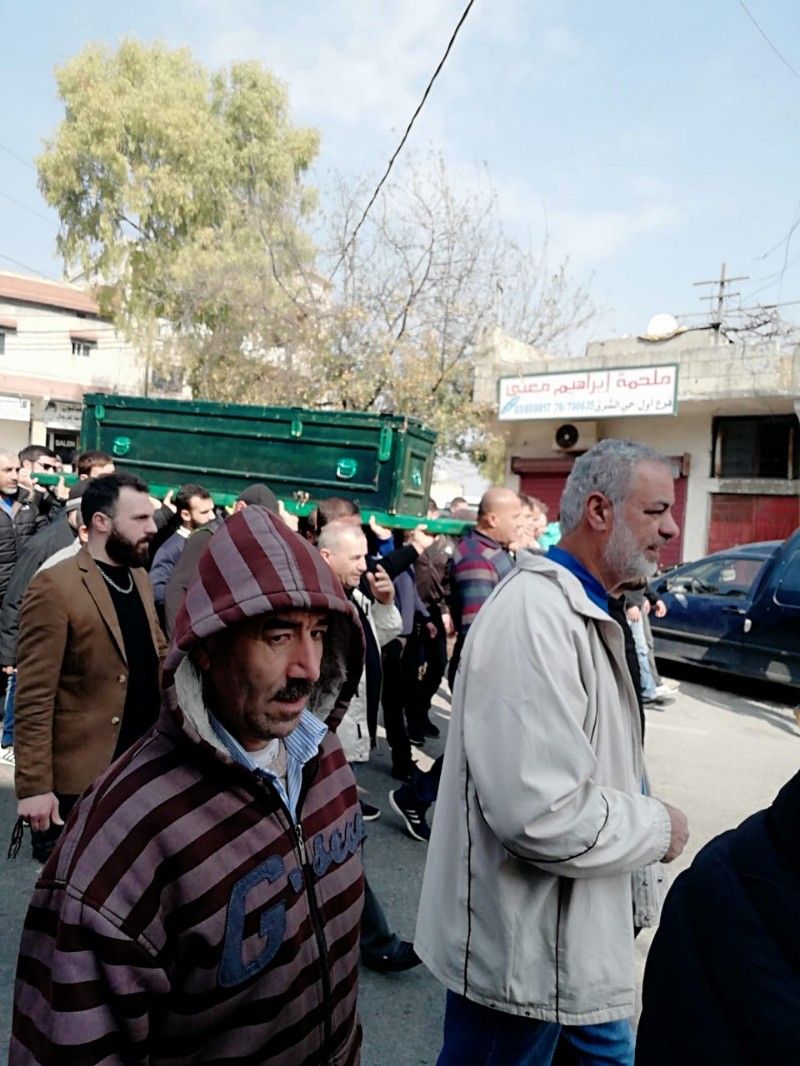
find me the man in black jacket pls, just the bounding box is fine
[0,483,88,764]
[0,453,38,606]
[636,770,800,1064]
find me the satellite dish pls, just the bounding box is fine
[645,313,679,339]
[555,423,580,450]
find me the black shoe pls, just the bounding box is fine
[360,802,381,822]
[390,764,414,783]
[421,719,440,738]
[406,732,426,747]
[389,788,431,842]
[362,940,422,973]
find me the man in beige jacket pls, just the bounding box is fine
[415,439,689,1065]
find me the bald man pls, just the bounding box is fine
[447,487,521,688]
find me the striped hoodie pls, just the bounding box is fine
[12,506,367,1065]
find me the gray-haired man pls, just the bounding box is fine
[415,439,690,1065]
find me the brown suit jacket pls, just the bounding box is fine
[14,547,167,799]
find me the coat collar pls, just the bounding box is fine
[513,550,642,727]
[76,546,152,664]
[515,550,612,624]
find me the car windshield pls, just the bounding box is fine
[666,556,767,598]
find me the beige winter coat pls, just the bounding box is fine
[415,551,672,1025]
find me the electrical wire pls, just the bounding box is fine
[0,143,36,172]
[0,189,57,226]
[330,0,478,278]
[737,0,800,82]
[0,252,61,280]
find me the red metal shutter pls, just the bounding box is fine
[708,494,800,553]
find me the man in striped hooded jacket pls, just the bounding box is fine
[11,505,367,1065]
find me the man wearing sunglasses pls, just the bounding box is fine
[18,445,69,527]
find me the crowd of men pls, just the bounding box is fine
[0,438,796,1064]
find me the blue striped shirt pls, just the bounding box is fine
[209,710,327,822]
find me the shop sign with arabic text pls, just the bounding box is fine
[498,364,679,421]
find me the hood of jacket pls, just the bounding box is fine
[164,505,364,741]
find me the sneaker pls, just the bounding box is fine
[406,733,426,747]
[389,788,431,842]
[643,693,674,708]
[654,683,678,698]
[360,802,381,822]
[0,746,14,766]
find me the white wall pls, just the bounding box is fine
[0,300,145,395]
[501,413,713,561]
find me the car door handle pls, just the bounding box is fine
[722,605,747,614]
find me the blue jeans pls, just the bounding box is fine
[438,991,634,1066]
[2,671,16,747]
[627,615,657,700]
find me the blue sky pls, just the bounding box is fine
[2,0,800,344]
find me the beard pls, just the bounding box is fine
[105,525,150,568]
[603,517,657,588]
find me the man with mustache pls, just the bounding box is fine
[12,506,366,1065]
[416,439,690,1066]
[13,472,166,861]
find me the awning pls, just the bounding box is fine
[69,330,99,344]
[0,315,18,330]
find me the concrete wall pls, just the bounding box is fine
[499,413,713,560]
[0,300,145,398]
[0,292,154,451]
[480,327,800,562]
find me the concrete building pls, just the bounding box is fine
[0,271,170,461]
[475,324,800,562]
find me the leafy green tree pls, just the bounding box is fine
[37,40,318,327]
[39,45,596,467]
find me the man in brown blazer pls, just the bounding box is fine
[14,472,167,860]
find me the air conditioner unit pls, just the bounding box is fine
[552,421,598,453]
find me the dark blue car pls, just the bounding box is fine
[650,529,800,692]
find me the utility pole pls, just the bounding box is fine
[693,263,749,343]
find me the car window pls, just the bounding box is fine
[666,556,766,598]
[775,549,800,608]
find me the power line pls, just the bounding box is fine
[330,0,478,278]
[0,188,56,226]
[736,0,800,82]
[0,252,61,281]
[0,143,36,172]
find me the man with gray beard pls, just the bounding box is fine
[415,439,690,1066]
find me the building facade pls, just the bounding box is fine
[0,271,169,461]
[475,326,800,562]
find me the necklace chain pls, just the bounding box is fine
[99,566,134,595]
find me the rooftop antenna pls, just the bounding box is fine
[693,263,749,343]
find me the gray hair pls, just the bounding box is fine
[317,519,365,553]
[559,439,671,535]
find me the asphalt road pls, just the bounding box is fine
[0,667,797,1064]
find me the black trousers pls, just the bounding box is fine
[404,605,448,734]
[360,877,401,961]
[381,638,416,774]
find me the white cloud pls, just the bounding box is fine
[548,203,682,263]
[485,171,684,266]
[185,0,468,138]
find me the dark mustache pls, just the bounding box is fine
[274,679,315,703]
